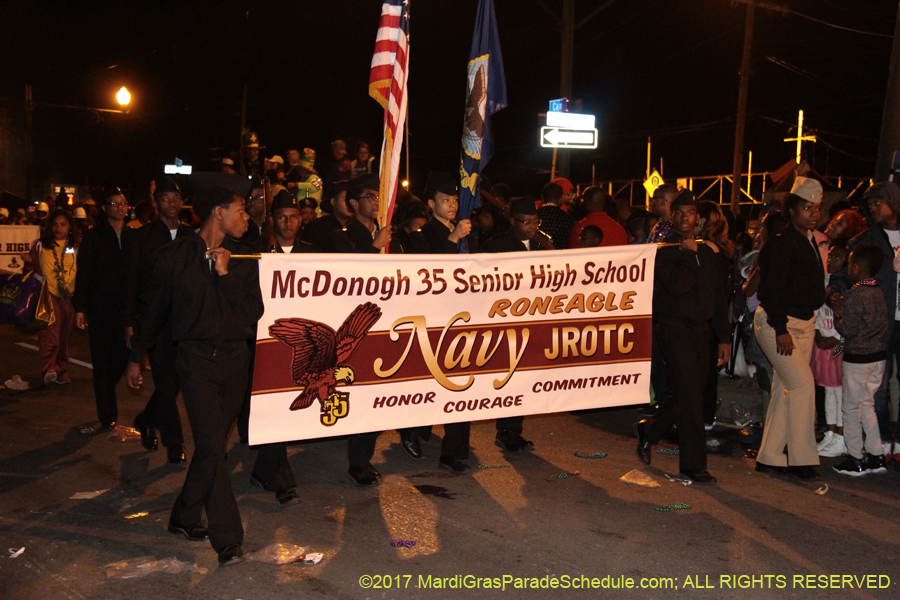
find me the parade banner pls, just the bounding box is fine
[0,226,39,274]
[248,245,657,444]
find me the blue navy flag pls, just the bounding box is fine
[458,0,507,241]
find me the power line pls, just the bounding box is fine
[786,7,893,39]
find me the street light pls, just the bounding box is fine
[116,86,131,106]
[24,84,133,202]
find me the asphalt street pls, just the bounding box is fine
[0,324,898,600]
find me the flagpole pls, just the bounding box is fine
[405,103,410,184]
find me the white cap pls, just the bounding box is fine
[221,157,235,166]
[0,207,8,218]
[790,176,823,204]
[266,155,284,165]
[37,201,50,212]
[74,207,87,218]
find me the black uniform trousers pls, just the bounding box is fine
[496,416,523,434]
[144,322,184,447]
[86,308,128,424]
[171,342,293,552]
[399,422,471,459]
[643,321,712,473]
[650,328,669,404]
[348,432,380,468]
[237,332,295,491]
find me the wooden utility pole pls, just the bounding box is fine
[876,1,900,181]
[25,85,33,203]
[239,84,248,175]
[557,0,575,179]
[729,3,754,216]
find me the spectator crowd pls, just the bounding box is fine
[4,132,899,566]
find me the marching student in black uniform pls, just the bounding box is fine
[125,180,286,567]
[634,190,730,485]
[73,185,134,428]
[338,173,392,254]
[240,177,267,246]
[399,172,473,472]
[479,196,546,452]
[269,189,320,254]
[301,181,355,253]
[125,176,192,463]
[238,188,308,508]
[332,174,388,485]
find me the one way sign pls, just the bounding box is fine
[540,127,598,149]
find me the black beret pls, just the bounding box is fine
[271,189,299,212]
[425,172,458,197]
[510,196,538,216]
[670,189,698,209]
[103,185,124,200]
[154,176,180,196]
[347,174,380,200]
[190,172,253,200]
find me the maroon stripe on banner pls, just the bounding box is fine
[252,315,651,395]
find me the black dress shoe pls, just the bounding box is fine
[495,429,533,452]
[275,487,301,507]
[217,543,244,567]
[439,455,471,473]
[634,421,651,466]
[680,469,717,485]
[167,444,187,464]
[399,430,424,460]
[249,471,276,492]
[789,465,822,480]
[133,412,158,451]
[348,463,381,487]
[168,521,209,541]
[755,461,789,476]
[100,420,117,430]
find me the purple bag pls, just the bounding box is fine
[0,271,42,325]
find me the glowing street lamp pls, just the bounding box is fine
[116,86,131,106]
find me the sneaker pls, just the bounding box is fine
[833,456,866,477]
[55,374,71,385]
[862,453,888,474]
[818,434,847,458]
[816,431,834,452]
[43,371,57,386]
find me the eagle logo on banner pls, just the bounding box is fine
[269,302,382,426]
[463,56,488,160]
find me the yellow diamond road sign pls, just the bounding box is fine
[643,170,663,195]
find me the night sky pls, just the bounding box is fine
[0,0,896,200]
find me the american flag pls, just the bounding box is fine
[368,0,409,233]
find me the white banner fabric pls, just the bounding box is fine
[249,245,657,444]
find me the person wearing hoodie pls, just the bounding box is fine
[828,181,900,456]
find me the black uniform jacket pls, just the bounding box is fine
[757,225,825,336]
[405,219,457,254]
[72,218,134,315]
[478,228,542,253]
[124,219,194,328]
[128,233,263,363]
[652,232,730,343]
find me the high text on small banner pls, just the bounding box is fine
[0,225,39,274]
[249,245,657,444]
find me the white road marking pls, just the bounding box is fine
[15,342,93,370]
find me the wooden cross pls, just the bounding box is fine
[783,109,816,164]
